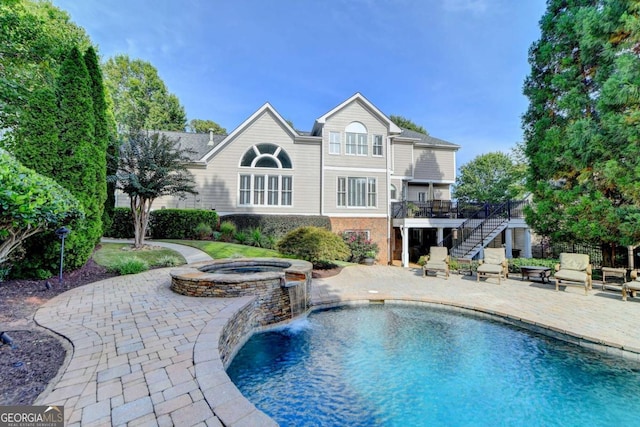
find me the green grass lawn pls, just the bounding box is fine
[161,239,280,258]
[94,243,187,269]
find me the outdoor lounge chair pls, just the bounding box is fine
[422,246,450,279]
[476,248,508,284]
[554,253,592,295]
[623,271,640,301]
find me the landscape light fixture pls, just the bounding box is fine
[55,227,70,284]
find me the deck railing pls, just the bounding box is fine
[391,200,528,220]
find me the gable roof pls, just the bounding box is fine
[158,130,226,162]
[398,128,460,149]
[201,102,297,163]
[311,92,402,135]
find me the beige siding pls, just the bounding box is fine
[392,141,413,177]
[413,147,455,182]
[322,100,389,170]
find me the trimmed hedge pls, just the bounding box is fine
[220,214,331,238]
[149,209,219,239]
[104,208,136,238]
[105,208,219,240]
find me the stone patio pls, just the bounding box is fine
[34,262,640,426]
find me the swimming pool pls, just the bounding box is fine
[227,305,640,426]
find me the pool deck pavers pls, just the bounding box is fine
[33,258,640,426]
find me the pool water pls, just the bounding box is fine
[227,305,640,426]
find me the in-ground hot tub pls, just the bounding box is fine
[170,258,312,326]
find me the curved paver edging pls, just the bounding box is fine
[32,263,640,426]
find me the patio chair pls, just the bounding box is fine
[554,253,592,295]
[623,271,640,301]
[422,246,450,279]
[476,248,508,284]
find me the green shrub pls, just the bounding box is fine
[219,221,237,242]
[194,222,213,240]
[150,209,218,239]
[153,255,182,267]
[507,257,558,274]
[342,232,379,263]
[220,214,331,239]
[108,257,149,275]
[104,207,135,238]
[248,228,267,248]
[233,230,249,245]
[277,226,350,268]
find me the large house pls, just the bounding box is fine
[118,93,532,266]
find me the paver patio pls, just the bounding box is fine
[34,262,640,426]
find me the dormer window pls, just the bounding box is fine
[345,122,367,156]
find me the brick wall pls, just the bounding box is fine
[330,217,389,264]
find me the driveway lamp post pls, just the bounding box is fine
[55,227,70,285]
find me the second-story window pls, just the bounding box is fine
[373,135,383,156]
[345,122,367,156]
[329,131,341,154]
[337,176,377,208]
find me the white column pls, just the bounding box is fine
[437,228,444,245]
[401,226,409,268]
[523,228,532,258]
[505,228,513,258]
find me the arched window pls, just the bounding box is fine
[345,122,368,156]
[240,143,292,169]
[239,143,293,207]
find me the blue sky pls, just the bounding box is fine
[51,0,547,169]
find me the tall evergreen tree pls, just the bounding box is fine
[9,87,59,177]
[84,46,111,232]
[12,46,101,277]
[523,0,640,263]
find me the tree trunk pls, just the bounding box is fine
[130,196,154,248]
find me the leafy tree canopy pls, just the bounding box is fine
[111,131,197,247]
[390,115,428,134]
[187,119,226,134]
[523,0,640,249]
[452,151,526,204]
[0,0,91,132]
[0,150,84,265]
[102,55,187,133]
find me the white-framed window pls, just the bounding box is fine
[239,175,251,205]
[390,184,397,200]
[282,176,292,205]
[254,175,265,205]
[373,135,383,156]
[356,133,367,155]
[238,144,293,207]
[268,176,279,205]
[239,174,293,206]
[418,192,426,202]
[329,131,341,154]
[337,176,377,208]
[337,177,347,207]
[345,122,367,156]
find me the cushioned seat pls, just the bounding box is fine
[476,248,508,284]
[623,271,640,301]
[554,253,592,295]
[422,246,450,279]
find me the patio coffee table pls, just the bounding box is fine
[520,266,552,283]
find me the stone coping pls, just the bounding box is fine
[170,258,312,285]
